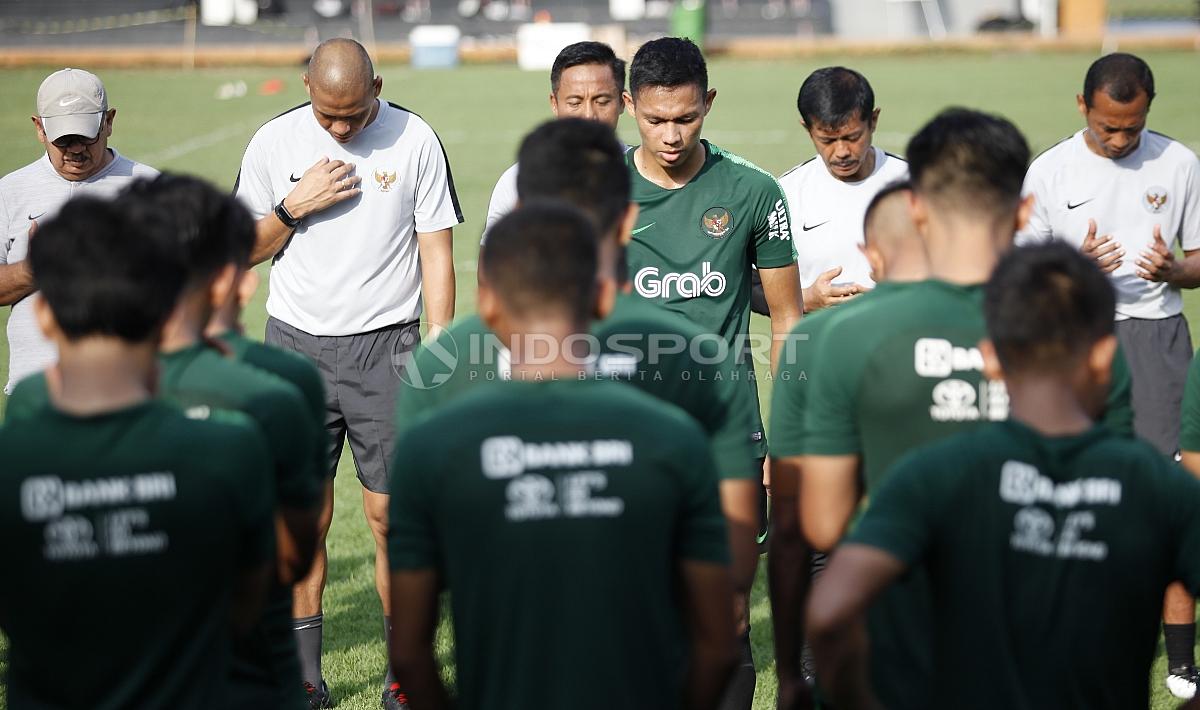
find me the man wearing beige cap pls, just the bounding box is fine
[0,68,157,393]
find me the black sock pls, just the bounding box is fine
[1166,622,1196,671]
[293,614,324,686]
[384,615,397,687]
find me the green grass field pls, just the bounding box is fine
[1,50,1199,709]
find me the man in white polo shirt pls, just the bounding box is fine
[778,66,909,312]
[1020,52,1200,700]
[1021,52,1200,457]
[0,68,157,393]
[234,37,461,710]
[482,40,625,239]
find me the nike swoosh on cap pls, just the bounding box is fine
[28,213,44,221]
[289,174,301,182]
[1066,199,1094,210]
[58,96,82,107]
[631,222,656,235]
[802,221,829,231]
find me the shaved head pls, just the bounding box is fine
[863,181,927,282]
[307,38,375,96]
[303,38,382,143]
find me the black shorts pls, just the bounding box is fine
[1114,314,1193,457]
[266,317,420,493]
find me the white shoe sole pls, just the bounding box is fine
[1167,674,1197,700]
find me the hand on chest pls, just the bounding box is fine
[1052,172,1180,252]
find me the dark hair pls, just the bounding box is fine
[30,196,185,341]
[117,174,255,287]
[628,37,707,100]
[517,118,629,237]
[862,179,912,240]
[985,242,1115,372]
[551,41,626,95]
[906,107,1029,213]
[797,66,875,128]
[480,202,599,324]
[1084,53,1155,109]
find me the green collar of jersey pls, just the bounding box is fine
[627,140,717,193]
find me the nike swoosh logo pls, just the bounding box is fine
[631,222,656,235]
[58,96,82,107]
[28,213,44,221]
[1067,199,1094,210]
[289,173,301,182]
[802,221,829,231]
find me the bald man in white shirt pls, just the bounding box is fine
[234,38,461,710]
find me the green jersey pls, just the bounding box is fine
[0,401,275,710]
[849,420,1200,710]
[626,141,797,450]
[802,280,999,708]
[7,343,321,707]
[394,314,504,432]
[771,284,1134,457]
[770,283,900,458]
[1178,353,1200,453]
[389,378,728,710]
[217,329,327,461]
[593,291,759,477]
[215,330,329,709]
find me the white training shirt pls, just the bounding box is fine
[1019,129,1200,320]
[482,162,519,244]
[0,149,158,394]
[235,100,463,336]
[778,146,908,289]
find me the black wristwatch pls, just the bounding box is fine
[274,200,301,229]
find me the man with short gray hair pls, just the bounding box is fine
[0,68,157,393]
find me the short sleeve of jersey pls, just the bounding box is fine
[770,312,830,457]
[1180,356,1200,453]
[242,341,330,481]
[482,163,519,242]
[411,119,464,233]
[233,128,276,220]
[388,423,439,570]
[5,373,50,423]
[845,448,943,565]
[244,387,322,509]
[802,312,865,456]
[1016,159,1054,246]
[1163,460,1200,594]
[672,427,730,564]
[751,176,798,269]
[213,417,278,569]
[1102,343,1134,438]
[1178,150,1200,252]
[705,348,759,480]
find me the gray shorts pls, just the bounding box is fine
[265,316,420,493]
[1114,314,1193,457]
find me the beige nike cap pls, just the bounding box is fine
[36,68,108,142]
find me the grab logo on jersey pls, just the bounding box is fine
[634,262,727,299]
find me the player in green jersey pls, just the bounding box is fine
[768,179,927,709]
[0,196,276,710]
[809,242,1200,710]
[397,118,763,701]
[204,221,333,708]
[7,175,325,709]
[388,203,735,710]
[794,109,1032,709]
[125,175,324,709]
[521,118,763,702]
[622,37,804,479]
